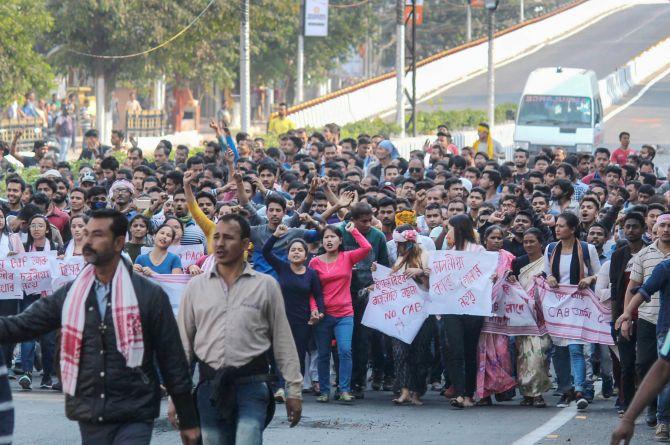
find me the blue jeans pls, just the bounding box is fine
[20,295,55,378]
[554,343,586,393]
[656,334,670,424]
[197,380,270,445]
[57,136,72,162]
[315,315,353,395]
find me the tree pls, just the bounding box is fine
[0,0,54,107]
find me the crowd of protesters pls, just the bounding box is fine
[2,107,670,444]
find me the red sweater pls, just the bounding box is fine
[309,228,372,317]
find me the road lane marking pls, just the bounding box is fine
[510,405,578,445]
[604,64,670,123]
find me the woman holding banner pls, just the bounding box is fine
[475,225,517,406]
[133,224,183,276]
[310,222,371,403]
[543,212,600,411]
[0,206,23,373]
[17,214,63,390]
[512,228,551,408]
[442,214,484,408]
[390,224,432,406]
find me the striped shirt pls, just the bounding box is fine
[630,240,670,325]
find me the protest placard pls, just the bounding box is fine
[15,251,57,295]
[52,257,87,291]
[427,250,498,316]
[481,279,542,336]
[149,274,192,315]
[361,264,429,344]
[533,277,613,345]
[0,258,23,300]
[140,244,204,268]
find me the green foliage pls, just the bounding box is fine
[414,103,517,135]
[0,0,54,106]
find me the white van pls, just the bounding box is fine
[513,67,603,155]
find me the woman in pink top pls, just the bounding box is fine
[309,222,371,403]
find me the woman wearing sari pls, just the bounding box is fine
[512,228,552,408]
[475,225,517,406]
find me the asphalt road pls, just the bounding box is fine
[418,3,670,113]
[8,381,665,445]
[603,68,670,148]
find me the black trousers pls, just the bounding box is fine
[351,291,371,390]
[442,314,483,398]
[618,325,637,409]
[79,421,153,445]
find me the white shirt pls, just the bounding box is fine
[386,235,436,265]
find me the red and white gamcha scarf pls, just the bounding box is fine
[60,261,144,396]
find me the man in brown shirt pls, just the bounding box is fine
[171,214,302,445]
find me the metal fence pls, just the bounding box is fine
[125,110,167,138]
[0,118,44,150]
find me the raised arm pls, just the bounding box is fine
[262,227,289,272]
[184,170,216,238]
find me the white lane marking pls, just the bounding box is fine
[604,63,670,122]
[511,405,578,445]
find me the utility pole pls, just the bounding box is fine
[395,0,405,137]
[466,2,472,42]
[520,0,525,22]
[240,0,251,132]
[297,0,305,103]
[486,6,495,130]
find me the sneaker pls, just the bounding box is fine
[382,377,394,392]
[557,392,573,408]
[18,373,32,391]
[11,366,24,376]
[274,388,286,404]
[575,392,589,411]
[371,380,382,391]
[39,376,53,389]
[340,392,355,403]
[51,381,62,392]
[352,388,365,399]
[655,423,670,442]
[316,394,329,403]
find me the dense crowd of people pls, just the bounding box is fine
[2,111,670,444]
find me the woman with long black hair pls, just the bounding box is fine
[442,214,484,408]
[543,211,600,410]
[17,214,63,390]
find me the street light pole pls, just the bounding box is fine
[240,0,251,132]
[487,7,495,130]
[297,0,305,103]
[395,0,405,137]
[520,0,525,22]
[466,2,472,42]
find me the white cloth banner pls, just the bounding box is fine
[52,257,87,291]
[361,265,428,344]
[427,250,498,316]
[140,245,204,268]
[16,251,57,294]
[149,274,192,315]
[481,279,542,336]
[0,259,23,300]
[533,277,614,345]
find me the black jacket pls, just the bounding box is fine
[609,240,648,321]
[0,261,198,429]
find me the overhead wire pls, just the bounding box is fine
[64,0,217,59]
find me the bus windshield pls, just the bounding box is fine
[517,95,592,128]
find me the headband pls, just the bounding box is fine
[657,214,670,225]
[392,229,418,244]
[477,125,489,133]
